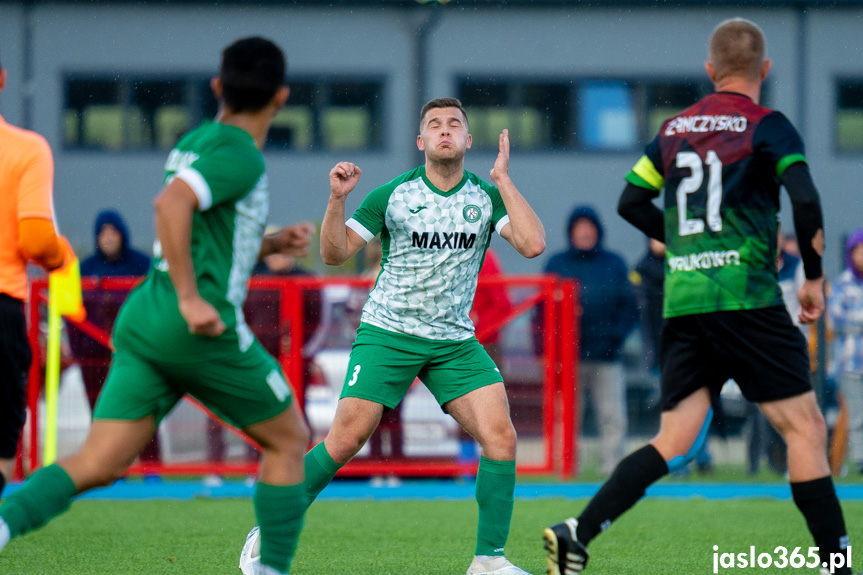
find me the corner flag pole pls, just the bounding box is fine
[44,250,86,466]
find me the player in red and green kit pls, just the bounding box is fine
[544,19,852,575]
[0,37,313,575]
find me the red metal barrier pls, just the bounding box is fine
[22,275,577,479]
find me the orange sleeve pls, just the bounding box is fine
[17,135,56,221]
[18,218,66,271]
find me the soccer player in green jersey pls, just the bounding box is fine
[0,37,313,575]
[243,97,545,575]
[544,19,853,575]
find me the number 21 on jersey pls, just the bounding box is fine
[676,150,723,237]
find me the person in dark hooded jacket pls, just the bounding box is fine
[80,210,151,277]
[543,204,638,475]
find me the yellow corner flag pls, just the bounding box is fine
[44,244,86,465]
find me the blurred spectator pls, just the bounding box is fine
[80,210,151,277]
[630,238,665,373]
[828,229,863,475]
[746,231,805,475]
[543,205,638,475]
[781,231,801,259]
[470,247,513,366]
[70,209,160,469]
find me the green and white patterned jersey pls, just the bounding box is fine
[347,166,509,341]
[116,121,268,358]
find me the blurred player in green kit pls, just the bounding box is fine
[0,36,313,575]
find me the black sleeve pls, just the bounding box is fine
[782,162,823,279]
[618,182,664,242]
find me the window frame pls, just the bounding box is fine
[834,76,863,155]
[61,71,387,154]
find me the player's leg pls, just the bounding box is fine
[242,401,310,575]
[425,338,525,574]
[0,417,155,549]
[306,324,419,505]
[719,306,852,574]
[448,382,530,575]
[589,361,628,475]
[760,392,852,574]
[0,293,33,497]
[544,314,721,573]
[542,389,712,574]
[308,396,384,501]
[0,346,171,551]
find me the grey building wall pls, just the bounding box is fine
[0,3,861,276]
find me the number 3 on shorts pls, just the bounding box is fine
[347,364,362,387]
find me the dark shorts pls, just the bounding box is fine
[660,306,812,411]
[0,294,31,458]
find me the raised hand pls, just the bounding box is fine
[490,129,510,185]
[330,162,363,199]
[272,222,315,257]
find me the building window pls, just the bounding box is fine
[457,77,710,153]
[578,79,711,151]
[63,75,384,152]
[458,79,573,151]
[837,80,863,152]
[270,79,384,152]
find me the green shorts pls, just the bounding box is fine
[93,338,294,429]
[340,323,503,409]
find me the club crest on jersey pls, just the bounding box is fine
[463,204,481,223]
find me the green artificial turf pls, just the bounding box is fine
[1,494,860,574]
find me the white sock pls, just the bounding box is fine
[0,518,10,552]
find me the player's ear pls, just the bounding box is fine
[417,134,425,152]
[466,133,472,150]
[274,85,290,108]
[705,61,717,84]
[0,69,6,91]
[210,76,223,100]
[761,59,772,81]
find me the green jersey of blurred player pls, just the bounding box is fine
[0,36,314,575]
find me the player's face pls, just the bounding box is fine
[98,224,123,260]
[570,219,599,251]
[418,107,471,162]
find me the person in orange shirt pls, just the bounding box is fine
[0,53,73,496]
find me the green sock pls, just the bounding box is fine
[475,456,516,556]
[304,442,342,506]
[0,464,77,537]
[254,482,307,573]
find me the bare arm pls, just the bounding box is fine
[320,162,368,266]
[153,178,225,337]
[259,221,315,259]
[492,130,546,259]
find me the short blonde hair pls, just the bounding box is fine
[708,18,766,81]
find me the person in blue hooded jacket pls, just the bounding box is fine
[543,204,638,475]
[80,209,151,277]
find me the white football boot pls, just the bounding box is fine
[466,554,533,574]
[238,526,261,575]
